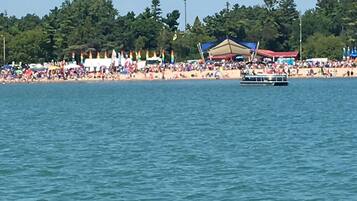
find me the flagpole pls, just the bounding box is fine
[197,43,205,62]
[252,41,260,62]
[184,0,187,31]
[299,14,302,62]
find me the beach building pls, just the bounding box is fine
[200,37,257,61]
[200,36,298,63]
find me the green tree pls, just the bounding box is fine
[276,0,299,50]
[1,0,356,63]
[151,0,162,21]
[135,36,148,50]
[17,14,42,32]
[163,10,180,31]
[8,28,47,63]
[341,0,357,44]
[315,0,343,35]
[304,33,345,59]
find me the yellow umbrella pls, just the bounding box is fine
[48,66,61,70]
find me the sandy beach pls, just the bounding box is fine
[1,67,357,84]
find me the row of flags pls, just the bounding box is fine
[343,47,357,59]
[72,50,175,64]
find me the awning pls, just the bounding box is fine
[209,38,252,57]
[201,37,257,53]
[258,50,299,58]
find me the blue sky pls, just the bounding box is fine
[2,0,317,29]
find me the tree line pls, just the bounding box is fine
[0,0,356,64]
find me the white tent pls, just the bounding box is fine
[64,63,81,69]
[84,59,113,71]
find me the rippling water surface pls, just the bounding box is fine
[1,79,357,200]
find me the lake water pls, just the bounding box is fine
[1,79,357,200]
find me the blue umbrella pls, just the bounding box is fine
[1,65,14,70]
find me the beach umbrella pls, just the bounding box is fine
[153,50,157,58]
[351,52,357,58]
[1,65,13,70]
[97,51,101,59]
[104,51,108,59]
[48,65,61,70]
[89,51,93,59]
[30,64,47,71]
[15,69,23,75]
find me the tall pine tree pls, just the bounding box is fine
[151,0,162,21]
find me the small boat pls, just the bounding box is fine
[240,74,288,86]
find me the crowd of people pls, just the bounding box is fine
[1,58,357,83]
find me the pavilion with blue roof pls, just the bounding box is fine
[199,36,257,60]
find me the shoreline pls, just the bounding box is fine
[2,68,357,84]
[2,75,357,85]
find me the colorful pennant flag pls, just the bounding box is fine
[161,50,165,63]
[111,49,117,62]
[347,47,351,59]
[138,50,142,61]
[130,51,133,61]
[170,50,175,64]
[80,52,84,64]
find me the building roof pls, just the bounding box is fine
[200,36,257,53]
[208,38,252,57]
[258,50,299,58]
